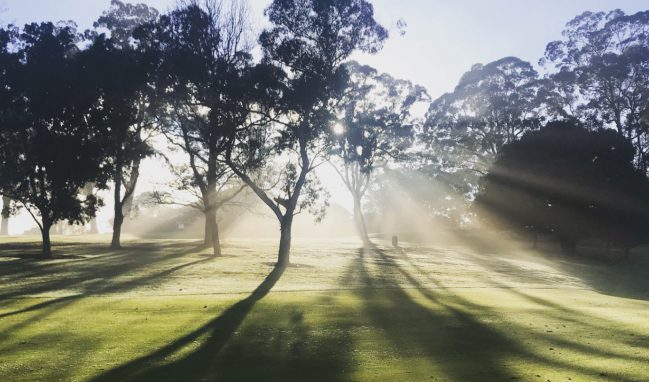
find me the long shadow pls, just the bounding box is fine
[0,256,212,320]
[458,231,649,301]
[89,265,286,382]
[354,244,645,381]
[0,241,211,342]
[353,244,523,381]
[0,241,206,301]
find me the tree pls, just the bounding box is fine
[1,196,9,235]
[226,0,388,266]
[542,10,649,173]
[475,120,649,255]
[91,0,160,249]
[330,61,428,243]
[0,27,17,237]
[424,57,543,174]
[0,22,108,257]
[139,1,255,256]
[419,57,543,222]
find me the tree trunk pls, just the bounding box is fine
[41,222,52,259]
[212,222,221,257]
[624,247,630,261]
[1,196,9,236]
[111,210,124,249]
[353,195,370,245]
[112,154,124,249]
[204,211,213,247]
[204,209,221,256]
[277,215,293,268]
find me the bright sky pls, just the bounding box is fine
[2,0,648,234]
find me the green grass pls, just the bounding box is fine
[1,234,649,381]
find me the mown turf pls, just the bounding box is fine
[0,234,648,381]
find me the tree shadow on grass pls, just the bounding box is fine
[0,241,213,342]
[358,244,647,381]
[453,231,649,302]
[89,265,357,382]
[350,245,523,381]
[89,265,286,382]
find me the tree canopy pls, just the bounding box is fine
[475,120,649,254]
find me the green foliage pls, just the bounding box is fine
[0,22,109,254]
[542,9,649,172]
[476,120,649,251]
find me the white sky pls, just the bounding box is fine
[2,0,648,234]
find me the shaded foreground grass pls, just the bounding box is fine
[1,235,649,381]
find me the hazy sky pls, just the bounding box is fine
[4,0,648,97]
[2,0,649,234]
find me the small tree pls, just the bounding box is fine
[0,196,10,235]
[226,0,387,266]
[330,61,428,243]
[475,120,649,255]
[0,23,108,257]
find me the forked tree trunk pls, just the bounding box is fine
[111,210,124,249]
[41,221,52,259]
[204,209,221,256]
[277,214,293,268]
[1,196,10,236]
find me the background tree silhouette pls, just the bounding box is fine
[475,120,649,255]
[330,61,428,243]
[542,9,649,173]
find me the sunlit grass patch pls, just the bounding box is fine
[1,237,648,381]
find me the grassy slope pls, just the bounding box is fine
[0,235,648,382]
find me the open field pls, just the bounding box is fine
[1,235,649,381]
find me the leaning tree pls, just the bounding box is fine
[225,0,388,266]
[0,22,109,257]
[330,61,428,243]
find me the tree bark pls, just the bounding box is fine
[277,214,293,268]
[204,208,221,256]
[353,194,370,245]
[1,196,9,236]
[41,221,52,259]
[111,209,124,249]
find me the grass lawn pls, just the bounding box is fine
[1,234,648,381]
